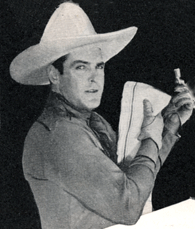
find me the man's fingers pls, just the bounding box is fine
[165,113,180,124]
[175,97,194,109]
[171,91,192,104]
[143,99,153,116]
[174,84,189,93]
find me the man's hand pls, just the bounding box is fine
[162,85,194,130]
[138,99,164,150]
[163,113,180,135]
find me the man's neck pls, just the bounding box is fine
[49,90,92,121]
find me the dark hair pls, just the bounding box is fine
[52,55,68,75]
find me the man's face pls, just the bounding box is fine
[57,46,105,112]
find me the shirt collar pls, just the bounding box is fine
[46,91,92,122]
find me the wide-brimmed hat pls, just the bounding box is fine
[10,2,137,85]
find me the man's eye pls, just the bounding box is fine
[97,64,105,69]
[76,65,86,70]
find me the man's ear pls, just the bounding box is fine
[47,65,60,84]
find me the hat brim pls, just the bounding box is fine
[10,26,137,85]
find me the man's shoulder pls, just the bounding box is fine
[34,106,83,132]
[25,110,105,152]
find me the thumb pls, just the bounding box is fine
[143,99,153,116]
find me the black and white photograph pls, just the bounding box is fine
[1,0,195,228]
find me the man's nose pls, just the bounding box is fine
[89,69,98,82]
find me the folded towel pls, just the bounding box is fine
[117,81,171,215]
[117,81,171,163]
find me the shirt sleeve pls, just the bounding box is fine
[43,121,173,225]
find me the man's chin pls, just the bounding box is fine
[84,100,101,111]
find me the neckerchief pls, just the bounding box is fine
[45,91,117,163]
[89,112,117,164]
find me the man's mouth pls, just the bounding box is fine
[85,89,98,93]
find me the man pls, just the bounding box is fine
[10,2,193,229]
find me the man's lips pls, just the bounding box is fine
[85,89,98,93]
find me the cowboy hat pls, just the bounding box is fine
[10,2,137,85]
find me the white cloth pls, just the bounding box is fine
[117,81,171,214]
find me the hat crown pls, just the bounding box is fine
[41,2,96,43]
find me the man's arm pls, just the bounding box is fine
[40,110,164,226]
[40,85,193,226]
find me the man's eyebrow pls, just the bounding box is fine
[70,60,105,67]
[71,60,89,67]
[97,62,105,66]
